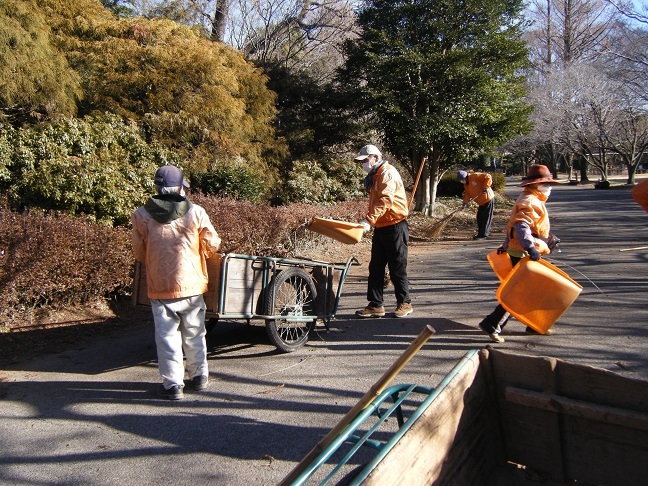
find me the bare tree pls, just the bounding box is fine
[125,0,357,79]
[227,0,357,79]
[603,0,648,24]
[526,0,620,72]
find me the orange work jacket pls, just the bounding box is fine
[463,172,494,206]
[132,200,221,299]
[505,187,551,255]
[366,162,409,228]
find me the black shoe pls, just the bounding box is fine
[526,327,555,335]
[479,321,504,343]
[191,375,209,391]
[158,384,184,400]
[473,235,488,240]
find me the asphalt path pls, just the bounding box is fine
[1,178,647,485]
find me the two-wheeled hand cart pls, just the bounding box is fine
[133,253,359,352]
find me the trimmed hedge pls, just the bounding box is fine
[0,194,367,330]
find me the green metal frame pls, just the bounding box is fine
[290,349,479,486]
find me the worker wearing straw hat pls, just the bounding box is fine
[354,144,413,319]
[477,164,560,343]
[457,170,495,240]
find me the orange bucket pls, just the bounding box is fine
[487,249,513,281]
[496,258,582,334]
[307,217,364,244]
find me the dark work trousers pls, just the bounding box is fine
[367,219,410,307]
[476,198,494,237]
[480,255,521,333]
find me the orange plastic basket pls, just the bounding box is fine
[487,249,513,281]
[307,217,364,244]
[496,258,582,334]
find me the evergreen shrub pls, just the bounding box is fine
[281,159,364,204]
[192,163,265,201]
[2,114,178,225]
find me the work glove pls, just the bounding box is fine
[527,246,541,261]
[359,219,371,233]
[546,233,561,252]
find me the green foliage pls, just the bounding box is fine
[261,64,366,162]
[193,163,266,201]
[280,159,364,204]
[340,0,532,167]
[436,172,464,197]
[39,0,285,171]
[3,113,177,225]
[491,172,507,193]
[0,0,81,124]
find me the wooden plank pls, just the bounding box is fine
[552,360,648,484]
[203,254,222,313]
[555,359,648,411]
[505,386,648,431]
[221,257,263,315]
[488,349,565,481]
[560,416,648,485]
[491,351,648,485]
[363,352,499,485]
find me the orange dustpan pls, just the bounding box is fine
[496,258,582,334]
[487,249,513,281]
[307,217,364,244]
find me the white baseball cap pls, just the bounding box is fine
[354,144,382,160]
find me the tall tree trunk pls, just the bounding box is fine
[427,150,441,216]
[411,151,429,214]
[627,163,636,184]
[545,0,552,66]
[210,0,230,42]
[580,157,590,182]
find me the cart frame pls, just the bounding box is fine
[133,253,359,353]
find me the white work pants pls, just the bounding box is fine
[151,295,208,389]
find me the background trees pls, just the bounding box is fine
[2,0,648,221]
[510,0,648,182]
[340,0,531,213]
[0,0,81,125]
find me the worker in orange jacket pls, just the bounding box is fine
[457,170,495,240]
[354,144,413,319]
[132,165,221,400]
[477,165,559,343]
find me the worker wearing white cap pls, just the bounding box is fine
[354,145,413,318]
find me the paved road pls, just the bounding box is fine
[1,179,647,485]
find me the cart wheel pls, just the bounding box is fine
[264,267,317,353]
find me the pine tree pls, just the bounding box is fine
[340,0,532,211]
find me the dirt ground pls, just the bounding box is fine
[0,202,510,369]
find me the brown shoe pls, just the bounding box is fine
[394,303,413,318]
[355,305,386,318]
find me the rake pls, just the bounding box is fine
[426,193,480,238]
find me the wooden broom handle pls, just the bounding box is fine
[408,159,426,210]
[279,325,436,486]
